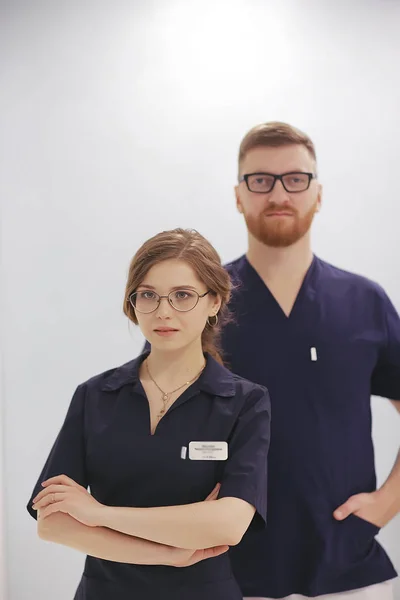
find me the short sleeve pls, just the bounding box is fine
[218,384,271,530]
[26,384,88,520]
[371,292,400,400]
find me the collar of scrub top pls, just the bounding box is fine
[101,350,236,398]
[236,253,319,309]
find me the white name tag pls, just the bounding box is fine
[188,441,228,461]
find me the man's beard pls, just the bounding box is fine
[244,201,318,248]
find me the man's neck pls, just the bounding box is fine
[246,233,314,285]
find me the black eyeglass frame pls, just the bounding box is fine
[239,171,316,193]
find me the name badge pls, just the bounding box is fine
[188,441,228,461]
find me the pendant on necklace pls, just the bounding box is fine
[162,393,168,401]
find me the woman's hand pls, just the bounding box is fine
[32,474,104,527]
[168,544,229,567]
[33,476,224,555]
[167,482,227,567]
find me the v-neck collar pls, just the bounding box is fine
[241,254,319,321]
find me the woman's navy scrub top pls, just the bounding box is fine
[27,352,271,600]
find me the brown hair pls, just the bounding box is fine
[238,121,317,176]
[123,228,232,364]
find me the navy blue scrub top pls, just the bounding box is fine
[223,255,400,598]
[27,352,271,600]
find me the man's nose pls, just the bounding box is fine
[268,179,291,204]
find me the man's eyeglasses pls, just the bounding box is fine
[239,172,316,194]
[129,289,211,314]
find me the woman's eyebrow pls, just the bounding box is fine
[137,284,198,291]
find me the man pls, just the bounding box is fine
[223,122,400,600]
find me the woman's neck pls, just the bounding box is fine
[142,343,206,390]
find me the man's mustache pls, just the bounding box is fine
[263,206,297,216]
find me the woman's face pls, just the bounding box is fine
[133,259,221,353]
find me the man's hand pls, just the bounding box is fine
[333,488,397,528]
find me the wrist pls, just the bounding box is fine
[162,545,177,567]
[95,505,142,535]
[376,486,400,521]
[95,504,113,528]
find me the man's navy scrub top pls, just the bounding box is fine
[27,352,271,600]
[223,255,399,598]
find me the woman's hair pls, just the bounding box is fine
[123,228,232,364]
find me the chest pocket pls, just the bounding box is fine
[303,337,379,407]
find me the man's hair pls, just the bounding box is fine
[238,121,316,176]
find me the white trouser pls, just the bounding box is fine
[245,579,394,600]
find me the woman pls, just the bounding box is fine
[27,228,271,600]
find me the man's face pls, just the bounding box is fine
[235,144,322,248]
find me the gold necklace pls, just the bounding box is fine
[145,360,206,421]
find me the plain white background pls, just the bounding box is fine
[1,0,400,598]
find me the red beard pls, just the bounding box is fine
[244,200,318,248]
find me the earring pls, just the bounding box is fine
[207,314,218,327]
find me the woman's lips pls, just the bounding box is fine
[154,328,179,337]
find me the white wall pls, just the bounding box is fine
[0,326,6,600]
[1,0,399,598]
